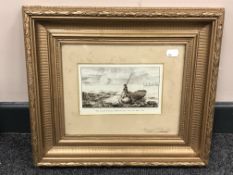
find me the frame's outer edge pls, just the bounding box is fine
[37,161,205,167]
[202,11,225,164]
[22,6,224,17]
[22,6,225,166]
[22,8,40,165]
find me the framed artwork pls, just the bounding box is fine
[23,6,224,166]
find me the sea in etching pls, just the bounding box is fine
[79,65,162,109]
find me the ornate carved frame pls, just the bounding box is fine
[23,6,224,166]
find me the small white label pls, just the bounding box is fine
[166,49,179,57]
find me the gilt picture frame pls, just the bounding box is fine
[23,6,224,166]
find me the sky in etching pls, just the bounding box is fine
[80,66,160,86]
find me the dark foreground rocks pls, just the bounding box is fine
[82,91,158,108]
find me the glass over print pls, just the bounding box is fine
[62,44,184,135]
